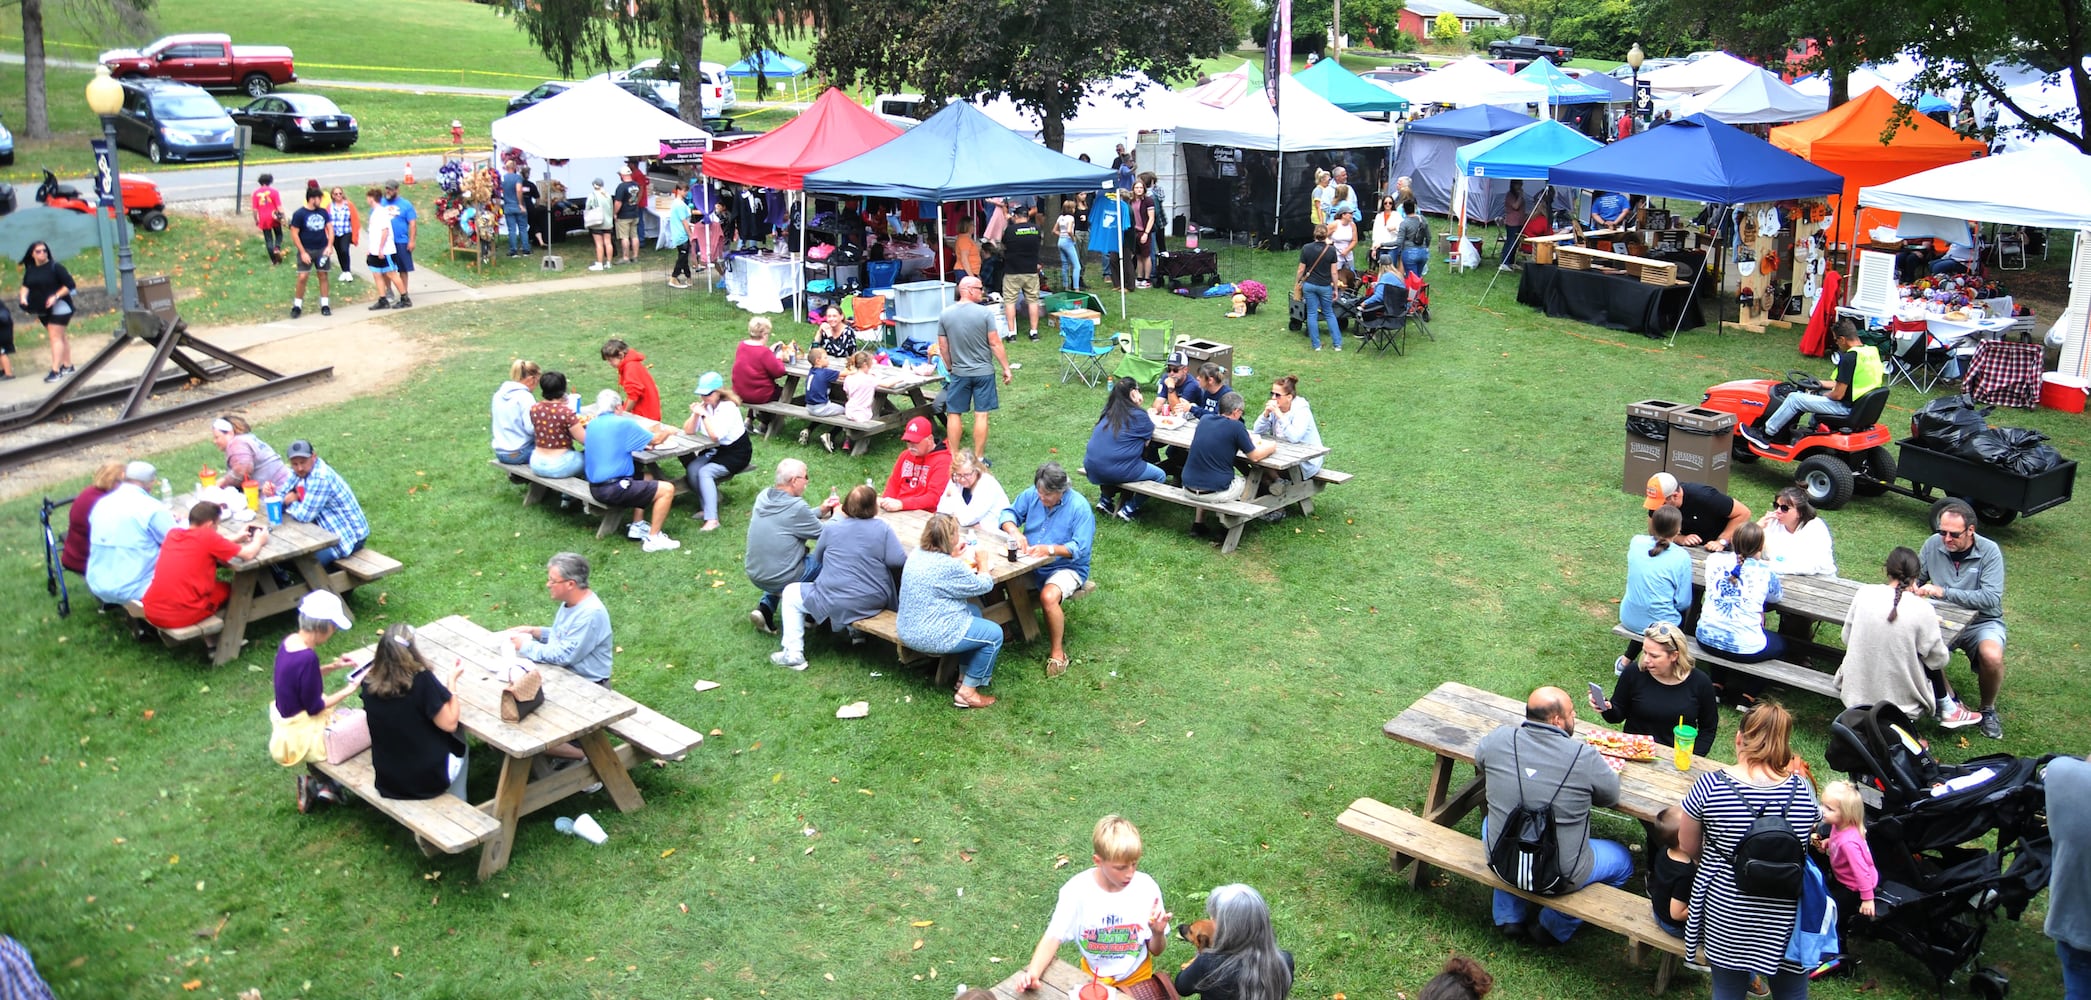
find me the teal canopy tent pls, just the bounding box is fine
[1294,58,1409,115]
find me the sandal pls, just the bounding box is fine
[953,690,997,709]
[1045,656,1069,679]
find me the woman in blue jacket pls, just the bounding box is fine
[1083,378,1165,521]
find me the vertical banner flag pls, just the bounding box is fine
[1267,0,1290,109]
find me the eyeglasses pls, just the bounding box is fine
[1938,527,1970,540]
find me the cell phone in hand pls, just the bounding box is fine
[1588,681,1608,706]
[346,663,371,685]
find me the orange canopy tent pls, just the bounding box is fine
[1770,87,1986,246]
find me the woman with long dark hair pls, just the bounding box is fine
[1174,883,1294,999]
[1836,546,1976,726]
[1082,377,1163,521]
[360,623,468,801]
[16,241,76,382]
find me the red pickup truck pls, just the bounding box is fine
[100,34,296,98]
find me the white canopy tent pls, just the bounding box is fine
[1642,52,1759,96]
[491,78,710,196]
[972,72,1189,164]
[1677,69,1826,124]
[1791,67,1900,101]
[1384,57,1550,109]
[1170,73,1395,152]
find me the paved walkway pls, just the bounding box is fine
[0,257,653,414]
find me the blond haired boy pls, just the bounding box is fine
[1015,815,1172,997]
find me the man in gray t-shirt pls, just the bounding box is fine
[936,276,1014,462]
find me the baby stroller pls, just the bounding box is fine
[1822,703,2052,998]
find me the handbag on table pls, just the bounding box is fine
[501,666,544,723]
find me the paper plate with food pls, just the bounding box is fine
[1581,729,1657,761]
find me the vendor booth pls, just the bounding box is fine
[1771,87,1987,247]
[1513,58,1615,139]
[702,87,906,314]
[1293,59,1410,116]
[490,78,710,244]
[1170,73,1396,243]
[1454,119,1600,279]
[1540,113,1845,338]
[972,73,1188,167]
[1641,52,1759,96]
[1391,105,1537,218]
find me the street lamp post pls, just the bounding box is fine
[84,66,138,313]
[1627,42,1647,130]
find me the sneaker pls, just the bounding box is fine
[640,532,682,552]
[1747,976,1771,998]
[290,305,303,319]
[1135,280,1151,289]
[769,650,808,671]
[340,272,354,282]
[1258,509,1287,523]
[588,262,605,271]
[797,428,810,446]
[1738,424,1774,450]
[1937,702,1982,730]
[583,781,604,794]
[819,432,836,454]
[396,296,413,308]
[295,773,315,814]
[320,305,331,317]
[749,607,776,635]
[1333,346,1342,352]
[1978,708,2003,740]
[1096,496,1116,514]
[1028,331,1040,341]
[1114,504,1135,522]
[1498,264,1515,273]
[43,370,63,383]
[626,521,652,539]
[368,298,392,311]
[1615,655,1630,676]
[977,456,993,469]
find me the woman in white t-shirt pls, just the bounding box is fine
[1016,815,1172,998]
[1370,193,1401,267]
[683,371,750,533]
[1757,486,1836,577]
[1695,522,1788,715]
[937,451,1011,528]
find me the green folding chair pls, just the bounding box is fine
[1114,319,1173,384]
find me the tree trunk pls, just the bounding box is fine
[1822,34,1850,110]
[1039,104,1068,246]
[676,7,706,124]
[23,0,50,139]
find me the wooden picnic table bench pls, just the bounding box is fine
[1338,797,1687,991]
[750,358,943,456]
[313,751,504,856]
[1609,623,1839,700]
[1128,418,1346,553]
[1685,546,1972,645]
[985,958,1134,1000]
[332,615,701,879]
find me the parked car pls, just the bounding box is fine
[592,59,735,118]
[100,33,295,97]
[615,80,686,120]
[112,79,238,163]
[0,111,13,166]
[231,92,358,152]
[507,81,571,116]
[1487,35,1572,62]
[1608,58,1684,80]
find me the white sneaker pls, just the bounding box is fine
[626,521,651,539]
[588,262,606,272]
[340,272,354,282]
[641,533,681,552]
[769,650,807,671]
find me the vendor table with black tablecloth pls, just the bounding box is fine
[1517,263,1705,335]
[1154,249,1219,291]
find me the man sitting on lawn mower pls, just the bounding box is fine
[1740,321,1881,448]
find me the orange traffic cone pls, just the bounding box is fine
[402,161,416,185]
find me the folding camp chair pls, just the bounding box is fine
[1881,320,1953,392]
[1114,319,1173,383]
[848,293,894,346]
[40,496,73,618]
[1058,317,1115,387]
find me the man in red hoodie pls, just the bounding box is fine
[877,417,951,512]
[602,338,661,421]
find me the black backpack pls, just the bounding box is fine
[1487,730,1585,896]
[1722,773,1807,900]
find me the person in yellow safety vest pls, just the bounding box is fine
[1742,320,1883,447]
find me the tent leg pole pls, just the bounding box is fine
[1671,206,1730,346]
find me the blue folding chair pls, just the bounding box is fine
[1058,317,1116,387]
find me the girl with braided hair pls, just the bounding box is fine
[1835,546,1979,727]
[1696,522,1784,709]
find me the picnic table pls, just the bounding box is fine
[1684,546,1971,651]
[338,615,696,879]
[747,357,943,456]
[493,415,717,538]
[986,959,1133,1000]
[878,507,1053,644]
[1127,417,1349,553]
[1381,680,1724,882]
[143,492,388,665]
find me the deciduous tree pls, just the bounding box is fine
[511,0,812,123]
[6,0,153,139]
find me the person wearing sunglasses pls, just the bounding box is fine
[1756,486,1836,577]
[1915,499,2007,739]
[16,241,76,383]
[1591,621,1718,757]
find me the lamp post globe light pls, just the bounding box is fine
[1627,42,1647,124]
[84,65,138,311]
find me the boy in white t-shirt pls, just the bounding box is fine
[1015,814,1172,997]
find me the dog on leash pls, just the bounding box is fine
[1175,918,1216,951]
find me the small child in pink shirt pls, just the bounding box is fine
[842,350,881,424]
[1816,779,1879,917]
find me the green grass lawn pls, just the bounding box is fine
[2,240,2086,998]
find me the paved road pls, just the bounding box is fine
[142,154,451,205]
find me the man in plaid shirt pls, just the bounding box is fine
[284,439,369,566]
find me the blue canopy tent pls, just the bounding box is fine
[1546,113,1845,339]
[727,50,809,101]
[806,102,1118,308]
[1393,104,1538,218]
[1514,58,1610,105]
[1294,58,1409,115]
[1455,120,1602,300]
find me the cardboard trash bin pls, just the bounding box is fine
[1665,406,1736,491]
[1625,400,1687,495]
[1177,338,1234,376]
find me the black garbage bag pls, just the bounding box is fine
[1969,427,2068,478]
[1627,417,1670,441]
[1910,396,1993,458]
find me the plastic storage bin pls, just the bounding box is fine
[891,279,955,322]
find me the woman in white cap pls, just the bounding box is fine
[585,179,615,271]
[211,414,291,492]
[267,590,361,813]
[684,371,751,532]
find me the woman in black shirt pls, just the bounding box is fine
[16,241,76,383]
[360,623,468,800]
[1591,620,1719,756]
[1174,883,1293,1000]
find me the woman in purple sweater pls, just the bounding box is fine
[267,591,360,812]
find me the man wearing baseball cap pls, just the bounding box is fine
[382,180,418,307]
[572,392,681,552]
[1643,472,1750,551]
[86,460,175,605]
[283,440,371,566]
[877,417,952,513]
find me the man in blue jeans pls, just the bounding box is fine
[2048,753,2091,999]
[1295,223,1342,351]
[1475,686,1633,944]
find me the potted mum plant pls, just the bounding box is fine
[1237,279,1269,314]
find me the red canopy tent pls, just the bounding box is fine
[702,87,904,190]
[1770,87,1986,246]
